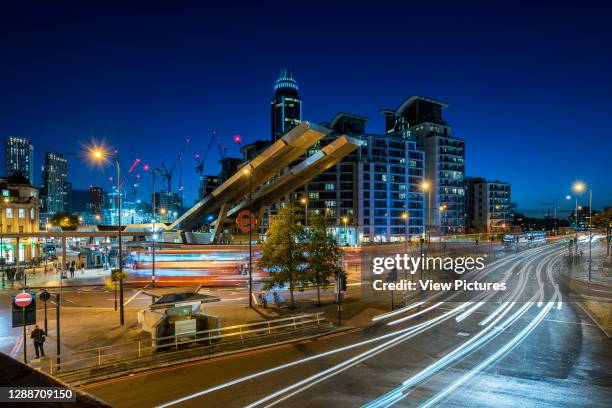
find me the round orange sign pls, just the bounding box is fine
[236,210,257,233]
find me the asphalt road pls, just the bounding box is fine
[82,241,612,408]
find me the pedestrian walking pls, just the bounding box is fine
[69,264,75,278]
[80,262,85,274]
[30,325,46,358]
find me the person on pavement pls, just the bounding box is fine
[31,325,46,358]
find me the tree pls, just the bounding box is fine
[49,212,80,230]
[260,206,308,308]
[592,208,612,229]
[306,215,344,306]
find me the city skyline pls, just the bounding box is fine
[1,1,610,215]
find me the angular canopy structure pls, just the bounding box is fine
[171,121,333,231]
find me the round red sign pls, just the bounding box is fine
[15,292,32,308]
[236,210,257,233]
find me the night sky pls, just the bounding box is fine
[2,1,611,215]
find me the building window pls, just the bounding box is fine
[18,209,25,219]
[30,208,35,219]
[6,208,13,218]
[325,183,335,191]
[2,190,8,197]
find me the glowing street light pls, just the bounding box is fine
[300,197,308,226]
[86,144,125,326]
[243,165,254,308]
[421,180,432,241]
[342,216,349,246]
[571,181,593,281]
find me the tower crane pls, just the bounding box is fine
[160,138,191,193]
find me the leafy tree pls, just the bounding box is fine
[49,212,80,230]
[260,206,307,308]
[592,208,612,229]
[306,215,344,306]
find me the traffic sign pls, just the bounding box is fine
[14,292,32,308]
[236,210,257,233]
[12,292,36,327]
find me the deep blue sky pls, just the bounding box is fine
[2,1,611,216]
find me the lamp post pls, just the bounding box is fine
[0,197,7,286]
[421,181,431,242]
[300,197,308,226]
[244,167,253,308]
[342,216,348,246]
[89,148,125,325]
[151,168,159,288]
[438,205,447,251]
[572,181,592,281]
[401,212,409,253]
[566,194,579,256]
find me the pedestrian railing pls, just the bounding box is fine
[42,312,327,376]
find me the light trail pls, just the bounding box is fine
[364,248,563,408]
[154,303,469,408]
[372,301,425,321]
[243,303,471,408]
[420,297,557,408]
[386,302,445,326]
[363,296,537,408]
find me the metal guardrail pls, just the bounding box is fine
[42,312,327,375]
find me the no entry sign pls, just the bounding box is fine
[14,292,32,308]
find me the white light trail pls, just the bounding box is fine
[420,297,557,408]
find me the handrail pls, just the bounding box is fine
[44,312,327,374]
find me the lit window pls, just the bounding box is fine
[30,208,34,219]
[2,190,8,197]
[18,209,25,219]
[6,208,13,218]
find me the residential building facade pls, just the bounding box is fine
[5,136,34,183]
[464,177,511,232]
[382,96,465,234]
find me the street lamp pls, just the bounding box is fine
[243,167,253,308]
[88,147,125,326]
[401,212,409,252]
[572,181,593,281]
[566,194,579,256]
[151,167,160,288]
[421,181,431,242]
[300,197,308,226]
[342,216,349,246]
[438,205,447,249]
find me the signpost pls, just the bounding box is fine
[14,292,33,363]
[335,274,347,326]
[40,290,50,334]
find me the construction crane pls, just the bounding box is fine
[195,129,218,177]
[217,142,227,160]
[160,138,191,193]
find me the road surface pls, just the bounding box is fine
[82,240,612,407]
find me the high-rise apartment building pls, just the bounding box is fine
[382,96,465,234]
[5,136,34,183]
[40,152,70,214]
[464,177,511,232]
[88,186,104,215]
[300,113,425,244]
[271,68,301,141]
